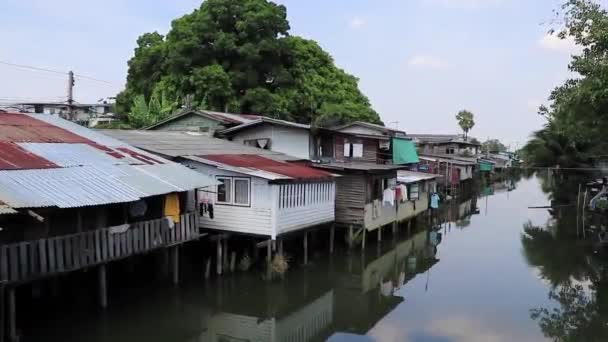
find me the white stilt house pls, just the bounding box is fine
[183,154,336,239]
[99,130,337,240]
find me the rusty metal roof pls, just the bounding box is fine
[193,154,334,182]
[0,112,218,209]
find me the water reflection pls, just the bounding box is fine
[196,229,439,342]
[522,171,608,341]
[25,172,598,342]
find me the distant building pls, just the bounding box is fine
[408,134,481,157]
[13,102,115,127]
[146,109,261,134]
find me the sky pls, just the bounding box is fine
[0,0,584,147]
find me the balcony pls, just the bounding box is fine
[0,213,200,285]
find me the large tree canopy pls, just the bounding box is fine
[116,0,380,127]
[523,0,608,166]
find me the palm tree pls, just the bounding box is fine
[455,110,475,140]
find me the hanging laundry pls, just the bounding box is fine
[399,184,408,202]
[164,193,181,223]
[373,199,380,218]
[395,186,402,202]
[430,193,440,209]
[383,187,395,205]
[208,203,214,219]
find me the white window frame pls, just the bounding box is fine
[409,183,420,200]
[233,177,251,207]
[216,176,232,205]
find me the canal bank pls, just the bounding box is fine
[16,173,608,342]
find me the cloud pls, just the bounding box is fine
[349,17,366,29]
[423,0,503,9]
[408,55,449,69]
[539,33,581,54]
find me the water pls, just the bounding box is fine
[20,173,608,341]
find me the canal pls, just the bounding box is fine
[19,172,608,341]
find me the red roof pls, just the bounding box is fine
[0,113,91,143]
[0,142,58,170]
[0,112,163,171]
[200,154,333,181]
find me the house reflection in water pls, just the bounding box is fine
[195,229,439,342]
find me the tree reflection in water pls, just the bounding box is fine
[523,171,608,341]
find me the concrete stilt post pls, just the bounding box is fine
[172,246,180,285]
[0,285,4,342]
[303,232,309,265]
[204,259,211,279]
[229,252,236,273]
[6,288,15,342]
[98,265,108,309]
[216,239,223,276]
[266,240,272,280]
[329,225,335,254]
[362,228,366,251]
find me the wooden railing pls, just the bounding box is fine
[0,213,200,285]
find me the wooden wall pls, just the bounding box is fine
[334,175,367,227]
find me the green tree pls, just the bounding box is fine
[116,0,380,125]
[455,110,475,140]
[482,139,508,153]
[524,0,608,165]
[127,93,177,128]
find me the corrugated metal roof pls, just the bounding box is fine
[397,170,442,184]
[145,110,260,130]
[219,117,311,135]
[99,130,300,161]
[187,155,334,182]
[311,161,406,172]
[200,155,333,181]
[0,200,17,215]
[0,142,59,169]
[0,113,219,209]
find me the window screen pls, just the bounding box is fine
[217,177,231,204]
[234,178,250,206]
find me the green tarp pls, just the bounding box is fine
[392,138,419,164]
[479,161,493,172]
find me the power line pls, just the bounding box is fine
[0,60,66,75]
[0,59,117,86]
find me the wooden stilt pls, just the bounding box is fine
[278,239,284,256]
[392,221,397,235]
[216,239,222,276]
[252,239,259,261]
[161,248,170,278]
[303,232,309,265]
[378,226,382,242]
[172,246,180,285]
[266,239,272,280]
[223,239,229,268]
[1,285,5,342]
[230,252,236,273]
[7,288,15,342]
[329,225,335,254]
[348,226,354,248]
[204,259,211,279]
[99,264,107,308]
[362,228,366,251]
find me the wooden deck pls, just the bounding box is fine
[0,213,200,285]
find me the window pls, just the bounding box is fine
[234,178,250,206]
[217,177,231,204]
[344,138,364,158]
[244,138,271,150]
[409,183,420,200]
[216,176,251,206]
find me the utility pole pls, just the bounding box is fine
[67,70,75,120]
